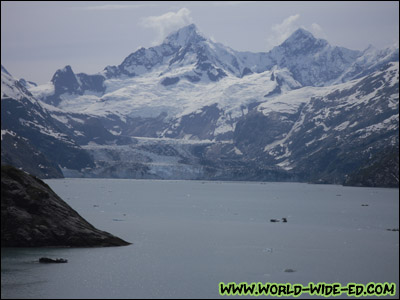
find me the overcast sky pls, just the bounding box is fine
[1,1,399,84]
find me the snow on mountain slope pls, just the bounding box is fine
[39,61,398,182]
[333,44,399,84]
[50,69,276,118]
[30,25,396,134]
[267,28,361,86]
[30,65,303,143]
[1,67,74,145]
[6,24,398,184]
[238,62,399,180]
[1,65,37,104]
[1,66,95,177]
[29,82,56,101]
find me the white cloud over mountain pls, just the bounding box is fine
[140,8,193,45]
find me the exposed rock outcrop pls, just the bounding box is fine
[1,165,131,247]
[344,146,399,188]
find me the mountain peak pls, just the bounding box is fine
[52,65,75,81]
[60,65,74,74]
[163,23,206,47]
[284,28,317,45]
[292,28,314,38]
[50,65,80,98]
[276,27,328,54]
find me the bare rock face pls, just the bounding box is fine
[1,165,131,247]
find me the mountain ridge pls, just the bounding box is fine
[1,24,398,186]
[34,24,398,104]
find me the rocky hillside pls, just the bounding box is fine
[1,66,95,178]
[344,146,399,187]
[1,165,130,247]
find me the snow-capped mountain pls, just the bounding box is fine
[3,24,399,186]
[267,28,360,86]
[1,65,95,178]
[105,24,253,81]
[234,62,399,183]
[334,44,399,84]
[43,65,105,106]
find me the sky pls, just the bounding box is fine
[1,1,399,84]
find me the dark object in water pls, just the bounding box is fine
[39,257,68,263]
[281,218,287,223]
[386,228,399,232]
[361,204,369,206]
[284,268,296,273]
[270,219,280,222]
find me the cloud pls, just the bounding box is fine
[266,16,328,49]
[266,14,301,50]
[310,23,327,39]
[140,8,193,45]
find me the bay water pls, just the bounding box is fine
[1,179,399,298]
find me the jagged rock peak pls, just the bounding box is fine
[163,23,207,47]
[51,65,76,82]
[50,65,80,96]
[279,27,328,51]
[60,65,74,72]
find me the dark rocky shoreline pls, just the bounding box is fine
[1,165,131,247]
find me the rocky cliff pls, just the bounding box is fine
[1,165,131,247]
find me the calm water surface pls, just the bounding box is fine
[2,180,399,298]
